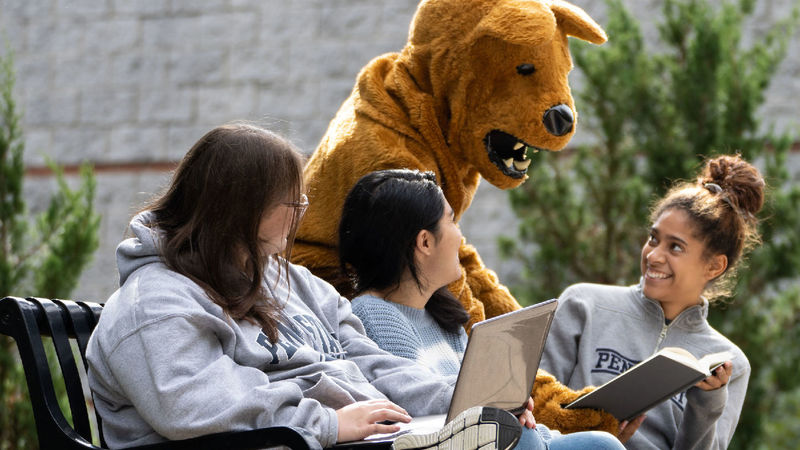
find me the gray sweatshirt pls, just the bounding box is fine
[540,282,749,450]
[86,212,455,448]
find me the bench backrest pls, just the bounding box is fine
[0,296,105,449]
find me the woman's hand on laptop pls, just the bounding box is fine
[335,399,412,442]
[518,397,536,429]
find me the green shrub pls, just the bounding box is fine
[1,49,100,450]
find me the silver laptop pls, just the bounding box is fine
[349,299,558,445]
[447,298,557,421]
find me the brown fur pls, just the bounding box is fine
[294,0,617,434]
[532,370,619,434]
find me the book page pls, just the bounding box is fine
[659,347,704,373]
[660,347,731,375]
[698,351,733,372]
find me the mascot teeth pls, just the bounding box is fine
[514,159,532,171]
[484,129,546,179]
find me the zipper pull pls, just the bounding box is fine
[655,323,668,349]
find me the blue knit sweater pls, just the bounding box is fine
[351,294,468,377]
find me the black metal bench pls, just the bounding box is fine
[0,295,325,449]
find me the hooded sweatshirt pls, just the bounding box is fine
[86,212,455,448]
[539,282,749,450]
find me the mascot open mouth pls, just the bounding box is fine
[484,130,544,179]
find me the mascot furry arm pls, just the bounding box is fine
[293,0,618,434]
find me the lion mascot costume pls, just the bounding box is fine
[294,0,618,434]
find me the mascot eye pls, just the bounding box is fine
[516,63,536,76]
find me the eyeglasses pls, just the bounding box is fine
[282,194,309,217]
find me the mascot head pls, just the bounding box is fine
[400,0,606,189]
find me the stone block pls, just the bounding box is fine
[0,0,56,20]
[139,87,193,123]
[277,3,323,42]
[142,14,258,52]
[319,3,383,40]
[111,50,167,88]
[141,17,186,50]
[26,19,86,58]
[289,42,356,82]
[196,84,259,124]
[56,0,110,19]
[169,49,227,85]
[48,126,109,165]
[171,0,228,15]
[255,3,289,42]
[53,54,109,90]
[196,13,260,49]
[112,0,170,16]
[80,88,138,126]
[108,125,167,163]
[259,80,319,121]
[16,56,51,99]
[23,89,80,126]
[230,46,290,83]
[84,19,140,55]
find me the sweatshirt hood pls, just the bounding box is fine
[116,211,164,286]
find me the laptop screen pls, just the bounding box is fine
[446,299,557,422]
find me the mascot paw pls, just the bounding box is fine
[531,370,619,435]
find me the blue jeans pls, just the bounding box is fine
[515,425,624,450]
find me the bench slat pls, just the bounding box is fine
[30,298,94,442]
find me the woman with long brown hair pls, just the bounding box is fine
[86,123,524,449]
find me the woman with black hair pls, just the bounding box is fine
[339,169,625,450]
[339,169,470,376]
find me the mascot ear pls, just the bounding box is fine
[550,0,607,45]
[473,0,558,47]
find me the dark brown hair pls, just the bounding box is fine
[145,123,305,341]
[650,154,765,299]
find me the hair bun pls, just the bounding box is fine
[698,154,765,217]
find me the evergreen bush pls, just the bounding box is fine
[1,50,101,449]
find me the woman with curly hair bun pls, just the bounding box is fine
[540,154,765,449]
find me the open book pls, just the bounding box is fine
[564,347,732,421]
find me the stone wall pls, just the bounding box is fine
[2,0,798,302]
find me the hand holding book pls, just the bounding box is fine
[564,347,734,421]
[617,414,647,444]
[695,360,732,391]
